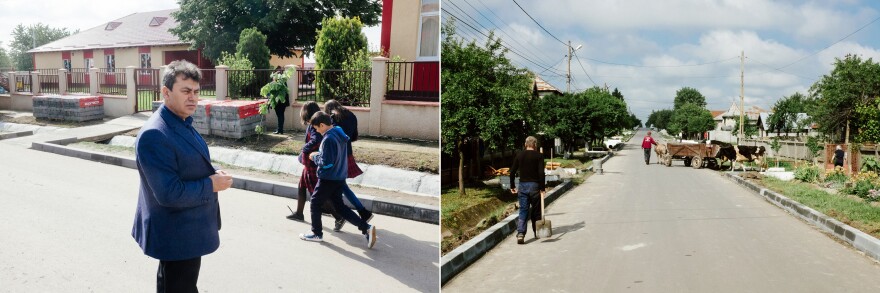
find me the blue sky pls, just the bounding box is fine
[441,0,880,123]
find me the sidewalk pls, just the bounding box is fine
[2,110,439,219]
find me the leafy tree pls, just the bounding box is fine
[611,87,624,100]
[540,93,587,153]
[809,54,880,143]
[315,17,368,102]
[733,118,759,139]
[0,42,11,68]
[768,92,809,136]
[9,23,76,70]
[855,97,880,156]
[441,22,536,195]
[770,137,781,167]
[236,28,271,70]
[171,0,381,63]
[582,87,629,146]
[647,109,674,130]
[217,51,254,98]
[673,87,707,110]
[668,103,715,139]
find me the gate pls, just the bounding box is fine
[136,69,160,112]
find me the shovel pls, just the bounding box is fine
[535,191,552,238]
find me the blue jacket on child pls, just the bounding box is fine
[314,126,350,180]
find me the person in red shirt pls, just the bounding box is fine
[642,131,658,165]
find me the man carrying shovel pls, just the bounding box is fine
[509,136,546,244]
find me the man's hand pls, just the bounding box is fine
[510,188,517,194]
[210,170,233,192]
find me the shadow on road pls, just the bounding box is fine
[323,227,438,292]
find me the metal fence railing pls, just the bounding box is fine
[37,69,60,95]
[296,69,371,107]
[198,69,216,98]
[226,69,274,99]
[386,61,439,102]
[136,68,161,112]
[67,68,90,94]
[98,68,126,96]
[15,73,32,93]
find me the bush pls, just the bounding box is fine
[824,166,849,183]
[843,171,880,201]
[315,16,368,100]
[862,157,880,173]
[218,51,254,98]
[236,28,271,70]
[794,165,820,183]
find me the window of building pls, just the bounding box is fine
[140,53,151,68]
[84,58,93,68]
[62,59,71,71]
[106,55,115,70]
[416,0,439,61]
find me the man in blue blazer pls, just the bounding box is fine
[131,60,233,292]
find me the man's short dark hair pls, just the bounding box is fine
[162,60,201,90]
[310,111,333,127]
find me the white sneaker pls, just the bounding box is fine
[364,225,376,249]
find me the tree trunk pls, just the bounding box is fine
[458,141,466,196]
[845,120,851,175]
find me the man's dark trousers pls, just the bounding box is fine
[643,148,651,164]
[157,257,201,293]
[310,179,369,236]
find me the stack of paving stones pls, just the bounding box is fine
[209,100,265,139]
[152,99,266,139]
[33,95,104,122]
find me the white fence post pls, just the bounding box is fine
[215,65,228,100]
[126,66,137,113]
[285,64,299,101]
[89,68,99,95]
[369,57,389,136]
[30,71,40,94]
[58,69,68,94]
[8,72,17,94]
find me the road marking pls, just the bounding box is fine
[621,243,647,251]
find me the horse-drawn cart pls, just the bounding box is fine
[661,142,721,169]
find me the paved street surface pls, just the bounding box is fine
[0,142,439,292]
[444,129,880,292]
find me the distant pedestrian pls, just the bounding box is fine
[509,136,546,244]
[833,145,845,168]
[132,60,233,292]
[270,66,290,134]
[642,131,658,165]
[300,111,376,248]
[323,100,372,232]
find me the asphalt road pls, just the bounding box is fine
[443,129,880,292]
[0,142,439,292]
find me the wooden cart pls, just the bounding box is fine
[661,143,721,169]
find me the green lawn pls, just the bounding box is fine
[761,177,880,237]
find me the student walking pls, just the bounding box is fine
[286,102,342,224]
[323,100,372,232]
[300,111,376,248]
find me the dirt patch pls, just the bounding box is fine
[118,129,438,173]
[67,141,438,206]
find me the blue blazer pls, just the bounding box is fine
[131,105,220,261]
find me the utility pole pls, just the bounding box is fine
[567,40,572,93]
[739,50,744,142]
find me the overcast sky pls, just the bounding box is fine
[442,0,880,123]
[0,0,382,61]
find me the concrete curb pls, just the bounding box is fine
[440,153,614,285]
[724,172,880,262]
[30,141,439,224]
[0,130,33,140]
[440,180,574,285]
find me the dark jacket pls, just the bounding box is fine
[509,149,546,191]
[332,112,358,155]
[314,126,350,180]
[131,105,220,261]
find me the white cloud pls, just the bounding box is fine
[816,41,880,71]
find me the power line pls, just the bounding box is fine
[474,0,560,62]
[777,15,880,70]
[581,56,740,68]
[572,51,599,87]
[442,11,566,75]
[448,0,559,65]
[510,0,568,47]
[745,56,819,82]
